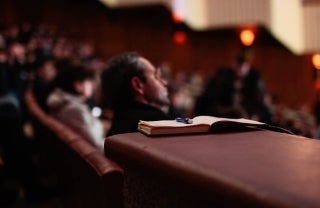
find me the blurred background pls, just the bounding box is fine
[1,0,319,109]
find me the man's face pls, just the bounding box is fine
[138,57,170,107]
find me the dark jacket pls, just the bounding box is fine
[107,102,172,137]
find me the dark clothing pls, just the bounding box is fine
[194,67,241,118]
[0,63,9,96]
[107,102,172,137]
[314,101,320,126]
[238,68,272,124]
[8,60,29,98]
[240,68,263,102]
[31,78,55,112]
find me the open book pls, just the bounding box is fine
[138,115,291,136]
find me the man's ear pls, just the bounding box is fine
[131,76,144,95]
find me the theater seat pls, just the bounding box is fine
[24,89,124,208]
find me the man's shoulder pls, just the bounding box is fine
[108,103,172,137]
[115,102,171,120]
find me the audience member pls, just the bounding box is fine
[30,57,57,112]
[47,64,105,151]
[100,52,173,136]
[313,90,320,128]
[311,91,320,138]
[0,47,20,111]
[233,54,272,123]
[7,42,30,98]
[194,66,246,118]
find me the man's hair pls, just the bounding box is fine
[54,63,95,95]
[100,52,146,110]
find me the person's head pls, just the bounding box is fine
[9,42,26,62]
[100,52,170,110]
[235,54,251,77]
[55,63,96,100]
[0,48,7,63]
[34,57,57,82]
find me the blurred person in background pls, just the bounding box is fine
[30,57,57,112]
[47,63,105,151]
[194,66,246,118]
[233,54,272,123]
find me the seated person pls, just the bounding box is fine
[31,57,57,112]
[100,52,173,136]
[47,63,105,151]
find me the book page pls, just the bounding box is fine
[192,116,265,126]
[139,120,203,127]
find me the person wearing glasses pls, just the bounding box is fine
[100,52,175,136]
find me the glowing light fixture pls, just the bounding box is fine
[172,0,186,23]
[172,12,183,24]
[240,29,255,46]
[173,31,187,44]
[312,54,320,70]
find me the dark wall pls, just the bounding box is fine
[0,0,315,110]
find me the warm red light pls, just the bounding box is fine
[315,79,320,90]
[240,29,255,46]
[174,31,187,44]
[172,12,183,24]
[312,54,320,70]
